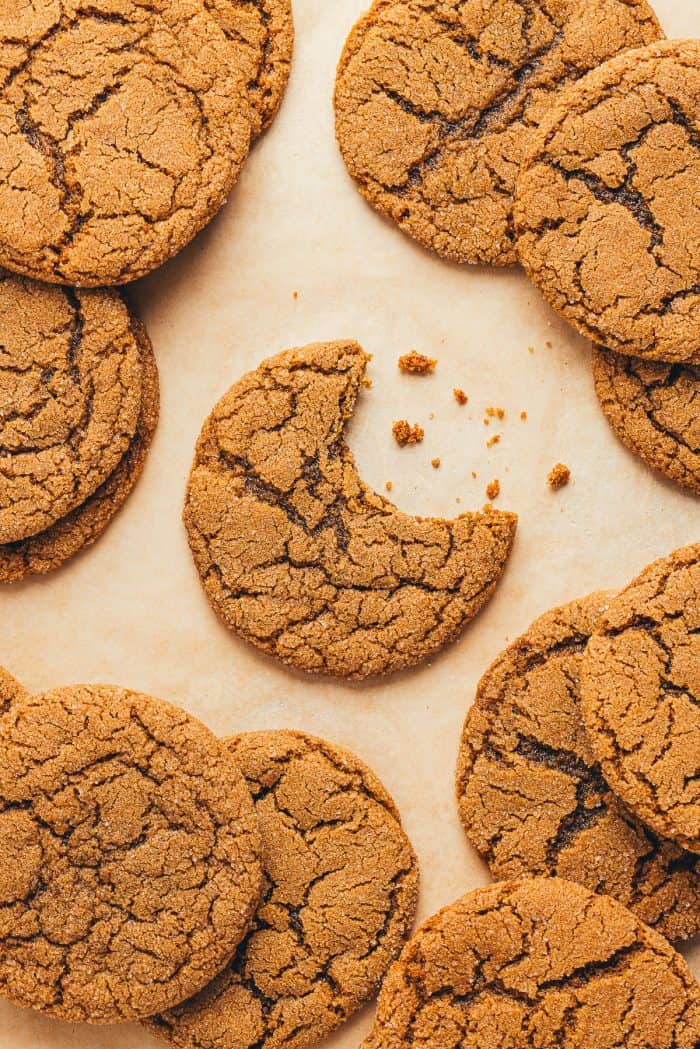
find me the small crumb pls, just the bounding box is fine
[385,481,393,492]
[483,418,490,426]
[547,462,571,490]
[429,410,435,420]
[546,340,553,348]
[293,290,299,300]
[398,351,437,375]
[453,388,468,405]
[471,471,477,479]
[485,478,500,501]
[485,406,505,419]
[520,411,528,421]
[486,434,501,448]
[392,419,424,446]
[431,457,441,469]
[361,377,373,389]
[456,496,461,504]
[528,346,535,354]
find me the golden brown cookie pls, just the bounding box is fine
[516,40,700,363]
[456,592,700,940]
[0,0,254,287]
[148,730,419,1049]
[0,319,159,582]
[0,667,28,712]
[581,544,700,854]
[0,271,144,543]
[0,685,263,1023]
[183,340,517,679]
[205,0,294,137]
[593,346,700,496]
[334,0,662,266]
[363,877,700,1049]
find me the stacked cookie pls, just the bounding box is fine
[0,676,418,1045]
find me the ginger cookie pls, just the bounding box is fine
[0,667,27,713]
[516,40,700,363]
[205,0,294,137]
[593,346,700,496]
[334,0,662,266]
[0,271,144,544]
[148,730,419,1049]
[0,685,263,1023]
[363,877,700,1049]
[456,592,700,940]
[183,340,517,679]
[0,0,254,287]
[0,319,160,582]
[581,544,700,854]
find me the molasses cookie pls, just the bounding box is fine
[334,0,662,266]
[0,272,144,543]
[0,0,254,286]
[516,40,700,363]
[0,685,263,1023]
[148,730,419,1049]
[0,320,160,582]
[593,346,700,496]
[363,878,700,1049]
[183,340,517,679]
[581,544,700,853]
[456,592,700,940]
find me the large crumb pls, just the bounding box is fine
[398,351,436,374]
[547,463,571,490]
[485,479,500,500]
[453,388,468,405]
[392,420,424,446]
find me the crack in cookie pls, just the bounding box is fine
[183,340,517,679]
[456,592,700,940]
[147,730,419,1049]
[334,0,661,266]
[515,40,700,362]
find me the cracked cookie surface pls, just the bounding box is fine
[0,270,144,543]
[456,592,700,941]
[148,729,419,1049]
[581,544,700,854]
[0,317,160,582]
[205,0,293,138]
[183,340,517,679]
[363,877,700,1049]
[0,667,27,713]
[0,0,253,287]
[515,40,700,362]
[334,0,661,266]
[593,346,700,496]
[0,685,263,1023]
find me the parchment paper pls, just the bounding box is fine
[1,0,698,1044]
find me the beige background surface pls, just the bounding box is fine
[1,0,699,1045]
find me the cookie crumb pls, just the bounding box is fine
[486,406,505,419]
[429,411,435,420]
[453,388,468,405]
[520,411,528,421]
[528,346,535,354]
[392,420,424,446]
[385,481,393,492]
[471,471,477,479]
[485,479,500,501]
[547,463,571,490]
[293,290,299,300]
[486,434,501,448]
[398,351,436,374]
[546,340,553,348]
[361,377,373,389]
[431,458,441,469]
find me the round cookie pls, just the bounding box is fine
[515,40,700,363]
[0,319,160,582]
[183,340,517,679]
[364,878,700,1049]
[148,730,419,1049]
[593,346,700,496]
[581,544,700,854]
[456,592,700,940]
[0,685,263,1023]
[334,0,662,266]
[0,0,254,287]
[205,0,294,137]
[0,667,28,712]
[0,271,144,543]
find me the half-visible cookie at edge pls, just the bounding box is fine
[456,592,700,941]
[205,0,294,138]
[0,685,263,1023]
[363,878,700,1049]
[0,319,160,582]
[334,0,662,266]
[515,40,700,363]
[183,340,517,679]
[148,730,419,1049]
[0,667,28,712]
[581,544,700,854]
[0,271,144,543]
[593,346,700,496]
[0,0,254,286]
